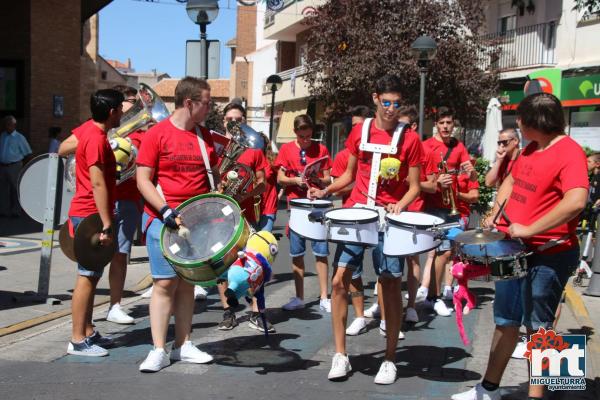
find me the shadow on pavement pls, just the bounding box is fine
[202,333,320,374]
[0,215,42,237]
[0,290,71,311]
[350,345,481,383]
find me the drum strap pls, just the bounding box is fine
[195,126,216,191]
[358,118,405,208]
[536,234,570,253]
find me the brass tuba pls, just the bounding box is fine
[218,122,266,205]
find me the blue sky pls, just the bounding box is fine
[99,0,238,78]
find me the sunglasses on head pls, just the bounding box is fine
[299,149,307,166]
[497,139,513,147]
[380,99,401,109]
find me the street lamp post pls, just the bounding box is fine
[410,35,437,140]
[186,0,219,80]
[266,74,282,142]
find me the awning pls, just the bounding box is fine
[276,99,308,143]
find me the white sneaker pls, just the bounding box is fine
[415,286,428,303]
[405,307,419,323]
[511,340,527,359]
[374,360,397,384]
[364,303,380,319]
[328,352,351,380]
[346,317,367,336]
[170,341,213,364]
[139,348,170,372]
[379,322,405,340]
[319,298,331,313]
[451,383,501,400]
[282,297,304,311]
[140,286,153,299]
[194,285,208,301]
[428,298,452,317]
[106,303,134,324]
[443,286,454,301]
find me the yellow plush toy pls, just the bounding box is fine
[245,231,278,264]
[109,137,133,172]
[379,157,401,181]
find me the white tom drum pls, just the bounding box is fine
[325,207,379,246]
[383,212,445,256]
[289,198,333,241]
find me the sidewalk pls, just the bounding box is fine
[0,214,151,335]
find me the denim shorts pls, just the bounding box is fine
[288,228,329,258]
[333,233,405,279]
[115,200,141,255]
[493,247,578,330]
[255,213,276,232]
[142,212,178,279]
[70,216,104,278]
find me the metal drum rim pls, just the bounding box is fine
[289,198,333,209]
[325,207,379,225]
[159,193,245,267]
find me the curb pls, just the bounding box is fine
[563,283,600,379]
[0,274,153,338]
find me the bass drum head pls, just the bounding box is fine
[161,194,247,284]
[386,211,444,227]
[18,154,73,225]
[325,207,379,224]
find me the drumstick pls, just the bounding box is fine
[359,190,387,208]
[492,199,507,226]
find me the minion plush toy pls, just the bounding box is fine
[224,231,278,314]
[109,137,134,180]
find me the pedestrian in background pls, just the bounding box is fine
[0,115,32,217]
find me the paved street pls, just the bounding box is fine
[0,211,599,399]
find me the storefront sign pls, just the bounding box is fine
[562,73,600,106]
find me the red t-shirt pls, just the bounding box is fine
[345,121,423,207]
[497,137,589,254]
[423,137,470,210]
[116,130,144,203]
[331,148,352,205]
[136,118,218,219]
[496,153,519,186]
[261,164,279,216]
[68,122,116,218]
[72,119,94,140]
[456,174,479,218]
[232,148,270,223]
[274,141,332,204]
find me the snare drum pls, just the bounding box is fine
[383,212,445,256]
[160,193,250,286]
[325,207,379,246]
[289,198,333,241]
[461,239,528,280]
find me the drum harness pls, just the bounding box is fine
[357,118,406,232]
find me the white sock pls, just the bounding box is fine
[418,286,428,294]
[380,320,386,330]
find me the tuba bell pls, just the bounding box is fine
[218,122,266,203]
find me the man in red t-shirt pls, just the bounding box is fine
[59,85,143,326]
[66,89,122,357]
[275,114,332,313]
[136,77,218,372]
[485,128,520,188]
[453,93,589,400]
[213,102,272,332]
[421,107,476,316]
[310,75,423,385]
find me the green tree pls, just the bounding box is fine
[573,0,600,13]
[304,0,498,126]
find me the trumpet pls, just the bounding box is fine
[439,152,460,216]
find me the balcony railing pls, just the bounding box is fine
[262,64,308,94]
[476,21,557,72]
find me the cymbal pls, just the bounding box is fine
[59,223,76,262]
[74,214,116,272]
[454,228,505,245]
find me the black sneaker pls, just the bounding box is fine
[87,330,114,347]
[248,312,275,333]
[217,309,238,331]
